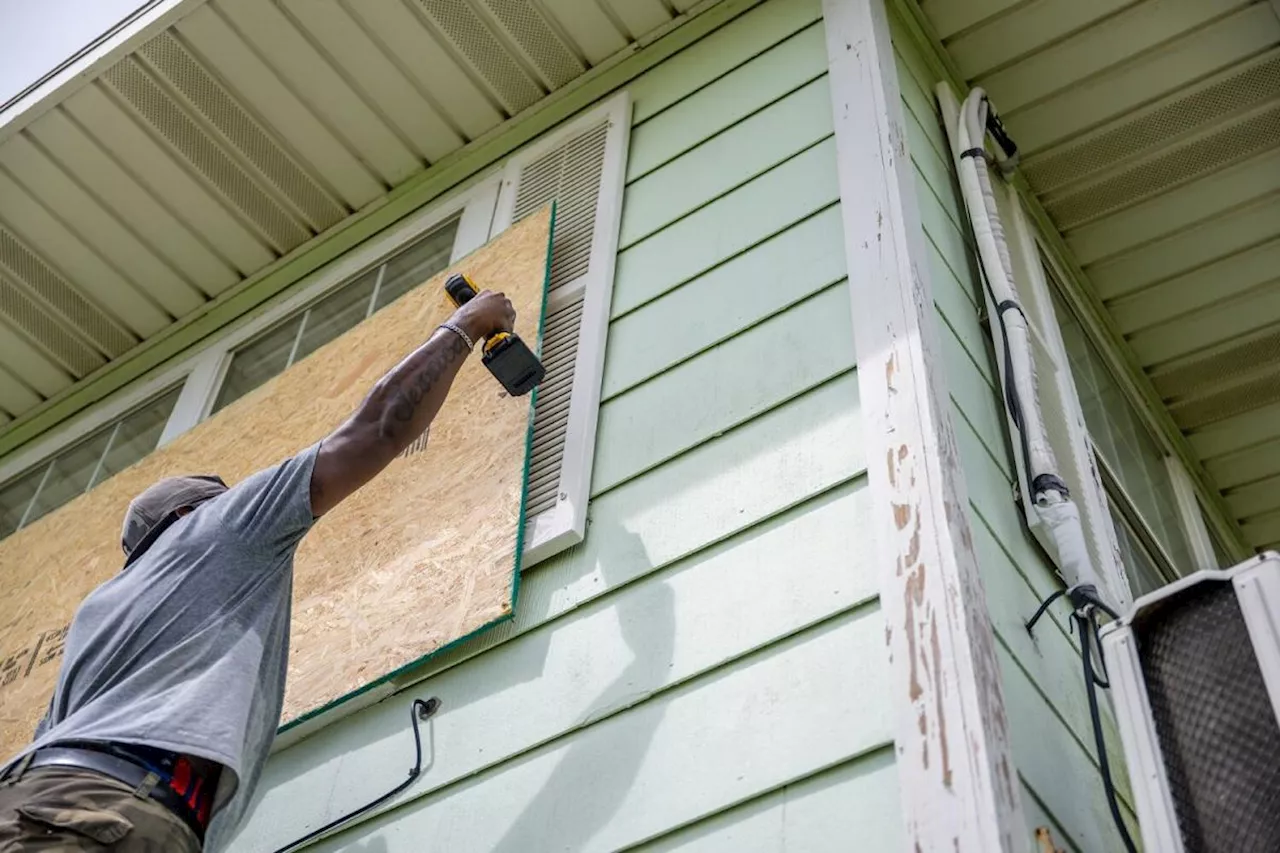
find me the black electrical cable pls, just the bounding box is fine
[975,253,1039,509]
[1073,610,1137,853]
[269,697,439,853]
[1029,589,1136,853]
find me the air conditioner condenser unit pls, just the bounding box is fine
[1100,552,1280,852]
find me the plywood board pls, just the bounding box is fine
[0,207,552,759]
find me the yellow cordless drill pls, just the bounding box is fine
[444,273,545,397]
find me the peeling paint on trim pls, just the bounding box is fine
[822,0,1024,849]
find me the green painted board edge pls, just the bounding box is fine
[0,0,767,462]
[277,203,556,736]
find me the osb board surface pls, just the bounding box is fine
[0,207,552,759]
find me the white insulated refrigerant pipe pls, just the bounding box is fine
[935,84,1107,600]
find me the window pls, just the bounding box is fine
[0,95,630,565]
[0,386,182,539]
[1051,286,1194,577]
[212,218,460,413]
[975,173,1213,604]
[1207,517,1235,569]
[176,92,632,566]
[1108,496,1171,597]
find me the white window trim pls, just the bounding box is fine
[1166,455,1220,572]
[489,93,631,566]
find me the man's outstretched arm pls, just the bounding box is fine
[309,289,516,517]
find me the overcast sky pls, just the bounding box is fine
[0,0,147,106]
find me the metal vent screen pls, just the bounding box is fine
[139,32,345,232]
[103,56,309,253]
[1025,53,1280,193]
[0,225,133,357]
[1046,104,1280,228]
[526,294,584,517]
[512,121,608,293]
[480,0,583,88]
[1154,325,1280,400]
[417,0,542,115]
[0,274,104,377]
[1135,581,1280,852]
[1168,369,1280,430]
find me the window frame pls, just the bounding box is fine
[0,367,193,493]
[997,178,1235,600]
[0,87,630,567]
[0,381,186,536]
[163,178,501,440]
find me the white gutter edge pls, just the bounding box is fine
[0,0,209,146]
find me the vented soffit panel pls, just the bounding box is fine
[0,0,679,424]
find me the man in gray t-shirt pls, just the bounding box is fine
[0,288,516,852]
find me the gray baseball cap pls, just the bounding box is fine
[121,474,228,558]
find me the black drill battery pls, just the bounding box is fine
[444,273,546,397]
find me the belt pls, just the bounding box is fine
[28,745,211,843]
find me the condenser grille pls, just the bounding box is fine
[1136,581,1280,852]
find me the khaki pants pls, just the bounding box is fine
[0,767,200,852]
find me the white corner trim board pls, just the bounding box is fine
[822,0,1025,850]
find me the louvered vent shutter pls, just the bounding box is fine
[493,95,630,564]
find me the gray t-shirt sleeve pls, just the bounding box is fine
[33,697,52,739]
[217,442,321,555]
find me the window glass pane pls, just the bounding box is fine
[375,219,459,311]
[212,315,305,414]
[93,387,183,487]
[1052,288,1193,574]
[1110,499,1169,597]
[1206,514,1236,569]
[0,466,46,538]
[0,386,182,540]
[23,429,114,526]
[292,272,377,364]
[210,220,459,415]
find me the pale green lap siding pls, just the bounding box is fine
[890,11,1140,852]
[231,2,897,849]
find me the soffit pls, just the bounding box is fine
[0,0,697,425]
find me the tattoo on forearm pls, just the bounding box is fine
[379,331,470,441]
